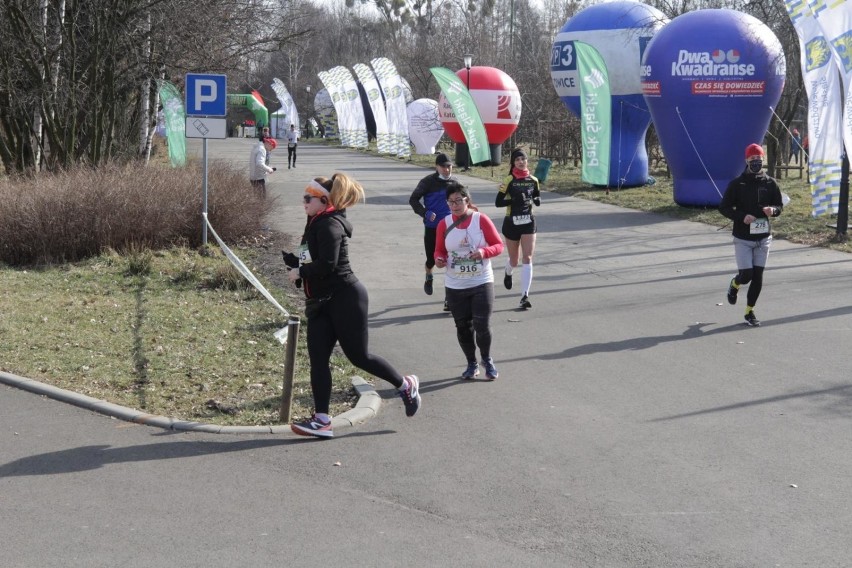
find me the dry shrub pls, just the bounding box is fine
[124,244,154,276]
[205,263,251,291]
[0,161,273,265]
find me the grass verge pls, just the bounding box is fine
[0,237,358,426]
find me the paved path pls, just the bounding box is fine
[2,139,851,566]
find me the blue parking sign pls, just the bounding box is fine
[185,73,227,116]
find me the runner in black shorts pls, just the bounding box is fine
[495,148,540,309]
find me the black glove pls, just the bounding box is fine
[533,197,541,207]
[272,167,277,172]
[281,251,299,268]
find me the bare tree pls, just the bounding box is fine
[1,0,807,176]
[0,0,306,175]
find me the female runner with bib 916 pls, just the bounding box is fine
[434,181,504,381]
[496,148,540,310]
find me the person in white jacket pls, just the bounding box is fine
[249,137,277,197]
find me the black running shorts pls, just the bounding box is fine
[501,216,537,241]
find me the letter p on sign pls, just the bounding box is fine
[195,80,217,110]
[185,73,227,117]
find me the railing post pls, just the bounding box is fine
[279,315,301,423]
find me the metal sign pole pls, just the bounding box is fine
[185,73,227,247]
[832,149,849,240]
[202,138,209,245]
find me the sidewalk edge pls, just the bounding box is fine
[0,370,380,435]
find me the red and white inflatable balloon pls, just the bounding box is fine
[439,66,521,165]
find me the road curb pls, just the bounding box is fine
[0,370,381,435]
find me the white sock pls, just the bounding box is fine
[505,263,514,276]
[315,412,331,423]
[521,263,533,296]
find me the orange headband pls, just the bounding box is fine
[304,180,330,199]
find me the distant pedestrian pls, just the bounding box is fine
[287,124,299,169]
[789,128,801,165]
[434,181,504,380]
[409,153,455,311]
[496,148,541,309]
[720,143,783,327]
[283,173,421,438]
[249,137,277,198]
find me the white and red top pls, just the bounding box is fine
[435,211,504,290]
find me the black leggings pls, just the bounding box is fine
[424,226,437,270]
[446,283,494,363]
[288,145,297,166]
[734,265,765,307]
[306,280,403,414]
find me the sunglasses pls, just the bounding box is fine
[303,195,317,203]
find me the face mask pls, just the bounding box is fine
[747,159,763,173]
[438,174,450,180]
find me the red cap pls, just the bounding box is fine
[745,143,764,159]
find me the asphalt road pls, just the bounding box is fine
[2,138,851,567]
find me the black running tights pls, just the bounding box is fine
[735,265,765,307]
[306,280,403,414]
[446,282,494,363]
[424,227,437,270]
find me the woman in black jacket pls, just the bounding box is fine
[719,144,783,327]
[283,173,421,438]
